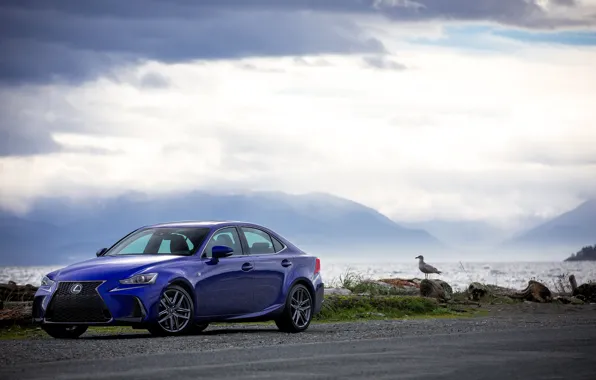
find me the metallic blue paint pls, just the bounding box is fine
[33,221,324,331]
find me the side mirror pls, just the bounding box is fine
[211,245,234,261]
[96,248,108,257]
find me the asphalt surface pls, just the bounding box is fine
[1,304,596,380]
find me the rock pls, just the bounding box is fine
[467,282,489,301]
[420,279,453,301]
[325,288,352,295]
[573,283,596,303]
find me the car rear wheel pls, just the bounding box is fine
[275,283,313,333]
[41,324,88,339]
[148,284,195,337]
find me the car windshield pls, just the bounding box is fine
[106,227,210,256]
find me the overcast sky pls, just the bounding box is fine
[1,0,595,229]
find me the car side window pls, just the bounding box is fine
[241,227,276,255]
[202,227,242,258]
[272,236,285,252]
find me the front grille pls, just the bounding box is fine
[45,281,112,323]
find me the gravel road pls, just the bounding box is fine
[1,303,595,379]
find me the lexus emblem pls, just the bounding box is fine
[70,283,83,295]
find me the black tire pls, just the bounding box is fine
[275,283,313,333]
[41,324,88,339]
[147,284,196,337]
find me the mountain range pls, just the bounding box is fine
[500,199,596,255]
[0,191,593,266]
[0,191,445,266]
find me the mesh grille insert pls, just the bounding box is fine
[46,281,112,323]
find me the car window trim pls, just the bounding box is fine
[199,225,247,258]
[105,226,209,256]
[238,226,287,256]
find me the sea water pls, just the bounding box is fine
[2,260,595,292]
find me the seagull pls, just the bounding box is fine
[415,255,442,279]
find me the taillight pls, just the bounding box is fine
[314,257,320,274]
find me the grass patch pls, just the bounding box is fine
[0,294,475,340]
[314,294,472,322]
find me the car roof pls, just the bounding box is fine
[146,220,256,229]
[140,220,300,251]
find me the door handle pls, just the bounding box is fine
[281,259,292,267]
[241,262,254,271]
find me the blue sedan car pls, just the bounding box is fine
[32,221,324,338]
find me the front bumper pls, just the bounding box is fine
[33,280,156,325]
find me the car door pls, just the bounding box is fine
[239,226,289,312]
[194,227,255,317]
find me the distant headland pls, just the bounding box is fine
[564,244,596,261]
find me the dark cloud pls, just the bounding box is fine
[551,0,577,6]
[0,0,589,85]
[0,1,385,85]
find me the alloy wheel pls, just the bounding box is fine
[290,286,312,329]
[157,288,192,333]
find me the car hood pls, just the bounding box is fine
[52,255,186,282]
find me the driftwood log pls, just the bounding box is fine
[509,280,552,303]
[570,275,596,303]
[468,280,552,303]
[0,282,38,304]
[0,302,33,326]
[419,279,453,302]
[467,283,518,301]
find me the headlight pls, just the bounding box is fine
[119,273,158,285]
[41,275,55,287]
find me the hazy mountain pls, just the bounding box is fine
[502,199,596,254]
[0,191,444,266]
[399,219,511,250]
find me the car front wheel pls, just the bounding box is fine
[148,284,195,337]
[41,324,88,339]
[275,283,313,333]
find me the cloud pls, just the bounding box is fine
[2,0,596,85]
[1,34,595,225]
[0,1,385,85]
[362,54,408,70]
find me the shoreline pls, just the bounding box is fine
[2,269,594,340]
